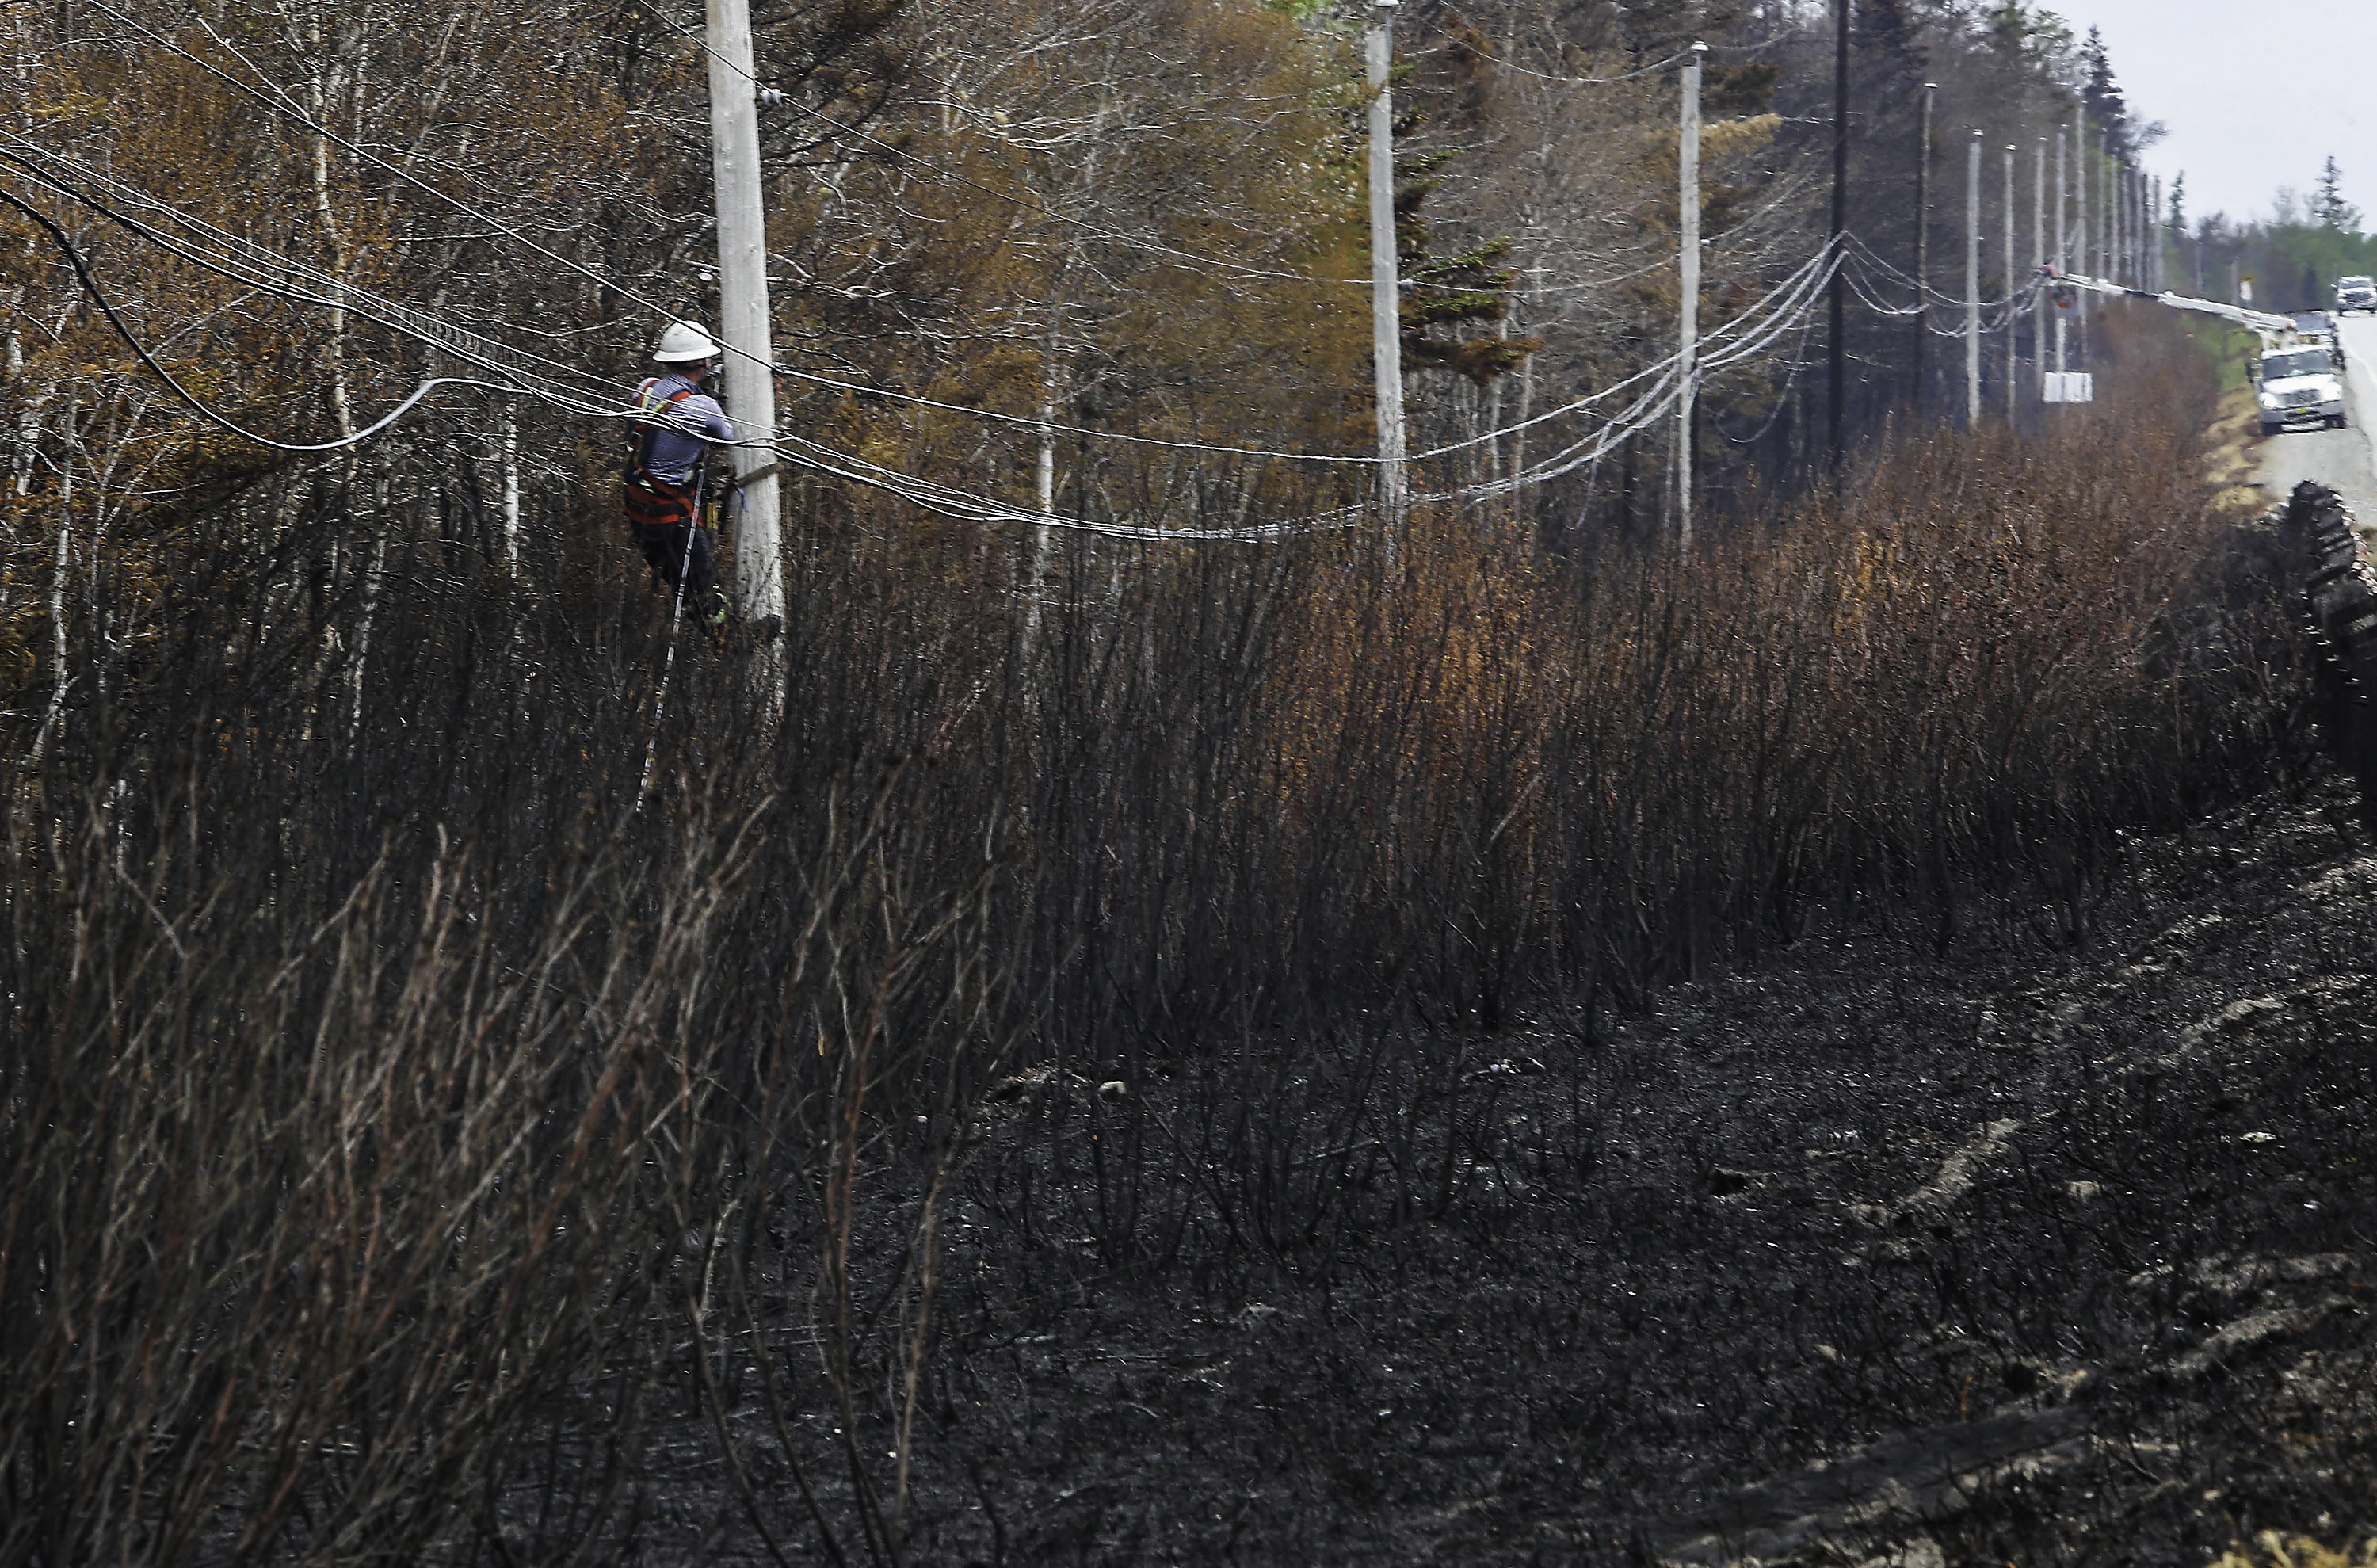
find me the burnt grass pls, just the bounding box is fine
[10,362,2374,1566]
[890,773,2377,1566]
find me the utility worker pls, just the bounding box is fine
[623,320,734,628]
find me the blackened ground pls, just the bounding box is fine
[863,772,2377,1566]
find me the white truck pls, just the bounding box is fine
[2039,266,2347,433]
[2337,275,2377,315]
[2256,344,2348,435]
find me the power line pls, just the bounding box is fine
[71,0,1862,483]
[10,129,1852,532]
[3,125,1661,474]
[1,151,1368,537]
[80,0,799,390]
[0,183,560,452]
[0,139,627,410]
[4,52,1863,540]
[53,6,1568,468]
[1421,236,1846,503]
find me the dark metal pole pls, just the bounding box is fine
[1828,0,1849,471]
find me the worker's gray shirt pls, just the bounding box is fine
[633,373,734,487]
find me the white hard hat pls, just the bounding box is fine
[653,320,719,363]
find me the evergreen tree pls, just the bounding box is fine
[1390,19,1538,383]
[1980,1,2074,71]
[2316,156,2362,233]
[2080,25,2132,156]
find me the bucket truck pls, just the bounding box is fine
[2040,266,2345,434]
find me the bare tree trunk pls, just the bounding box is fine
[348,505,387,734]
[29,396,74,767]
[1021,283,1065,675]
[300,1,357,446]
[498,397,521,572]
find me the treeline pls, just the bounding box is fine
[2180,159,2377,314]
[2,0,2167,639]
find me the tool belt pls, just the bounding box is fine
[622,471,695,531]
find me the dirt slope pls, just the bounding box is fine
[908,773,2376,1566]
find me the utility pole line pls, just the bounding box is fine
[1967,129,1982,425]
[706,0,785,666]
[2130,165,2139,282]
[2130,167,2149,282]
[1913,82,1933,413]
[1513,264,1541,483]
[2032,137,2045,405]
[2130,163,2149,282]
[2055,124,2068,378]
[2004,143,2016,423]
[1827,0,1848,473]
[2165,175,2173,291]
[1676,41,1704,547]
[2110,159,2122,282]
[2154,174,2165,291]
[2146,171,2157,288]
[2075,119,2089,332]
[498,396,521,571]
[2150,171,2161,288]
[2119,160,2130,281]
[1023,280,1064,669]
[2135,167,2146,283]
[2116,159,2127,282]
[1366,0,1406,551]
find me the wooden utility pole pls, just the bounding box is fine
[2154,174,2165,291]
[1913,82,1933,413]
[2113,161,2125,282]
[1676,42,1704,546]
[2119,162,2131,283]
[2075,117,2089,345]
[2004,144,2016,423]
[1966,129,1981,425]
[2055,124,2068,378]
[1366,0,1406,542]
[2032,137,2046,402]
[1513,265,1542,482]
[706,0,785,658]
[1827,0,1849,471]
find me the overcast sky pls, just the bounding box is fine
[2041,0,2377,228]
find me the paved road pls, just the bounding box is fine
[2256,313,2377,522]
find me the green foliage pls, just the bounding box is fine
[1379,17,1536,385]
[2227,223,2377,313]
[1976,0,2075,72]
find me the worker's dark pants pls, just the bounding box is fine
[630,520,723,621]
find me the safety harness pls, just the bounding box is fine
[622,380,702,531]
